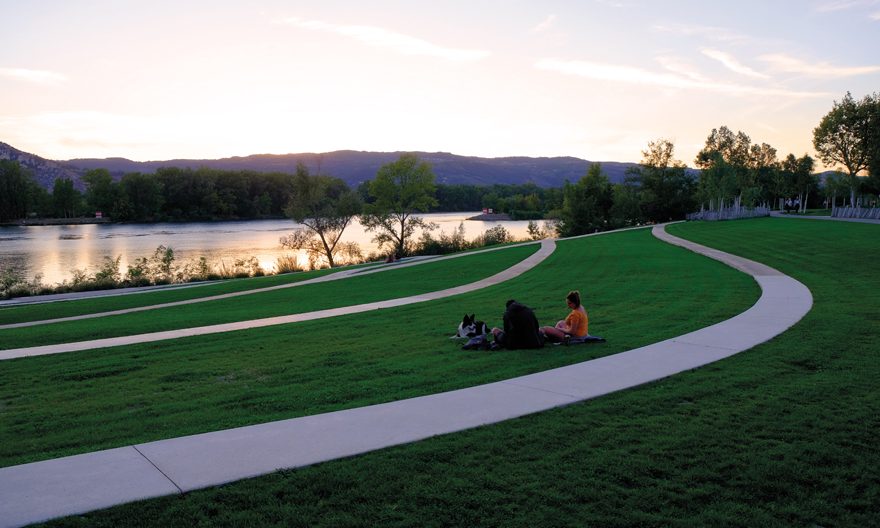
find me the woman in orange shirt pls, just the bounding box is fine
[541,290,588,343]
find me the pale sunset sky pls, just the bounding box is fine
[2,0,879,169]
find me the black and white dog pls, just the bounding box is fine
[453,313,489,338]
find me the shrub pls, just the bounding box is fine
[7,283,33,298]
[527,220,555,240]
[474,225,511,247]
[70,268,89,288]
[0,268,23,292]
[125,257,150,286]
[274,255,303,274]
[417,223,472,255]
[94,256,122,284]
[149,245,176,282]
[335,242,364,266]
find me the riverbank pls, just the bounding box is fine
[0,213,536,289]
[5,213,521,226]
[1,217,112,227]
[466,212,512,221]
[0,216,294,227]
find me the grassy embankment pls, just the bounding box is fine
[0,242,527,326]
[28,217,880,528]
[0,228,757,469]
[0,266,348,325]
[0,245,539,348]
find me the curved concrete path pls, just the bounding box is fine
[0,241,541,330]
[0,239,555,361]
[0,225,813,528]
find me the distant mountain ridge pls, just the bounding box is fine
[0,142,84,190]
[66,150,638,188]
[2,141,641,190]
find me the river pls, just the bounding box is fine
[0,213,540,286]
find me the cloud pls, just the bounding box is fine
[652,23,753,44]
[532,14,557,33]
[282,17,490,61]
[759,53,880,77]
[813,0,879,12]
[701,49,769,79]
[0,68,67,85]
[814,0,880,17]
[655,56,709,82]
[534,57,829,99]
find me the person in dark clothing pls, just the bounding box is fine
[491,299,545,349]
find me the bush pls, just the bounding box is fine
[149,245,176,282]
[416,223,471,255]
[274,255,303,274]
[69,268,90,288]
[527,220,555,240]
[335,242,365,266]
[125,257,150,286]
[1,245,312,300]
[474,225,511,247]
[0,268,23,293]
[94,256,122,284]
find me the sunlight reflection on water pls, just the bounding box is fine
[0,213,537,285]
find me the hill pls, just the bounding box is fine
[0,142,85,190]
[66,150,638,188]
[0,142,640,190]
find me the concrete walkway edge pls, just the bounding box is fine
[0,224,813,527]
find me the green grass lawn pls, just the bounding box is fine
[31,218,879,528]
[0,228,757,468]
[0,265,346,326]
[0,245,539,349]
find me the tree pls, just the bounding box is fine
[557,163,612,237]
[821,171,849,209]
[119,172,163,220]
[609,177,643,228]
[863,92,880,192]
[0,160,31,222]
[280,163,362,268]
[631,139,695,222]
[813,92,872,206]
[697,154,737,211]
[696,126,752,171]
[52,178,81,218]
[695,126,754,206]
[781,154,816,213]
[82,168,118,215]
[748,142,779,206]
[360,154,437,257]
[27,178,52,217]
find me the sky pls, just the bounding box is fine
[1,0,879,169]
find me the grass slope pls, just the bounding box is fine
[0,228,757,468]
[33,218,879,528]
[0,245,538,349]
[0,266,344,326]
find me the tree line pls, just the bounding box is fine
[0,162,563,224]
[0,166,297,223]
